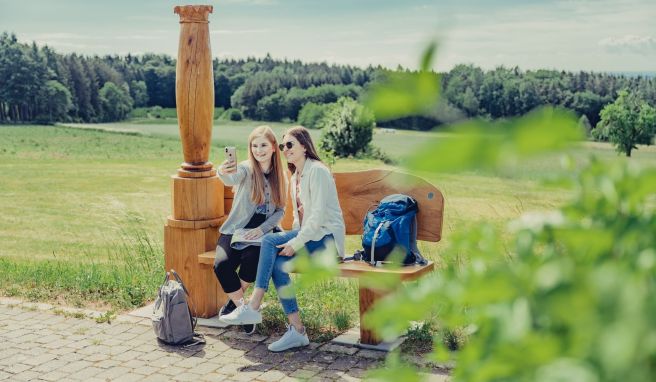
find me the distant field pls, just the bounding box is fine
[60,119,447,162]
[5,122,655,263]
[61,118,656,176]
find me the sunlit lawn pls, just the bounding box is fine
[4,122,656,263]
[1,122,655,338]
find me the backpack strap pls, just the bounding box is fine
[170,270,191,296]
[153,272,171,313]
[370,222,386,266]
[170,269,198,330]
[409,215,427,266]
[182,332,206,348]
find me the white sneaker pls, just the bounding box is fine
[268,325,309,352]
[219,303,262,325]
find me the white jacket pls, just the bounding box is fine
[286,159,346,258]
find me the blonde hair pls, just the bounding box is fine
[247,125,287,208]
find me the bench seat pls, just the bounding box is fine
[198,250,433,280]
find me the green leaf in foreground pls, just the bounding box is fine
[364,70,440,121]
[407,106,582,173]
[279,246,339,299]
[420,41,438,72]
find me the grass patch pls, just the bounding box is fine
[52,308,87,319]
[2,123,655,346]
[258,278,359,342]
[0,224,163,310]
[402,321,435,354]
[95,310,117,324]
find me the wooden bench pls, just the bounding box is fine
[198,169,444,347]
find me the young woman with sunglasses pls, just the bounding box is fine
[213,125,287,334]
[221,126,345,351]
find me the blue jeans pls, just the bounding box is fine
[255,230,333,315]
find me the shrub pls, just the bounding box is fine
[150,106,163,118]
[128,107,149,119]
[223,108,243,121]
[320,97,375,157]
[297,102,333,129]
[158,108,178,119]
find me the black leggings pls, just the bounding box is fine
[213,234,260,294]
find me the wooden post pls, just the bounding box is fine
[164,5,227,318]
[358,285,390,345]
[174,4,214,172]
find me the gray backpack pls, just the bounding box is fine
[152,270,204,346]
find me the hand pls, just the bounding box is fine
[243,228,263,240]
[219,159,236,174]
[277,244,295,257]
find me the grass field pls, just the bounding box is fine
[1,121,655,342]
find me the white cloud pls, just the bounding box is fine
[115,34,162,41]
[598,35,656,54]
[210,29,269,35]
[124,16,169,22]
[30,32,104,40]
[221,0,277,5]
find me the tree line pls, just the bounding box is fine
[1,31,655,131]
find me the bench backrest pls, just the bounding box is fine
[280,169,444,242]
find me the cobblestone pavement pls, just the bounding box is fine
[0,299,450,381]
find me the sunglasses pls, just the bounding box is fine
[278,141,295,151]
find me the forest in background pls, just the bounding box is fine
[1,31,656,131]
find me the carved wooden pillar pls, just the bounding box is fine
[164,4,227,318]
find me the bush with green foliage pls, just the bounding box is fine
[297,102,334,129]
[128,107,149,119]
[295,43,656,381]
[320,97,375,157]
[149,105,163,118]
[366,156,656,382]
[370,106,656,381]
[223,108,243,121]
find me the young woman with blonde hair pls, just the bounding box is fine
[214,125,287,334]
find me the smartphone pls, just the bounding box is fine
[224,146,237,165]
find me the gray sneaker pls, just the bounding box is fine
[219,303,262,325]
[268,325,309,352]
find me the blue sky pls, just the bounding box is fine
[1,0,654,72]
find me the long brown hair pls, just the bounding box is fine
[284,125,322,173]
[248,125,287,208]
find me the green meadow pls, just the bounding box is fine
[1,120,655,341]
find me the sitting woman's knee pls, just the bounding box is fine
[214,246,229,270]
[261,232,279,247]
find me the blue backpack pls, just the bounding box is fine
[361,194,427,266]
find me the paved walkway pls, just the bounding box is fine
[0,298,450,381]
